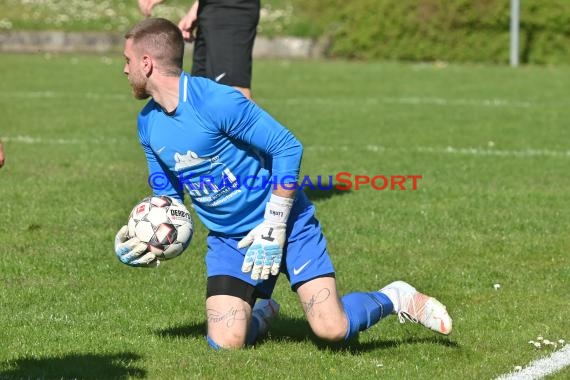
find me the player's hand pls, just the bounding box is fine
[178,1,199,42]
[114,225,159,268]
[138,0,163,17]
[238,194,294,280]
[238,221,286,280]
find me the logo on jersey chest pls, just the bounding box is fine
[174,150,209,171]
[173,150,239,206]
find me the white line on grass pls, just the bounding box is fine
[2,135,84,144]
[0,91,535,108]
[4,135,570,158]
[496,345,570,380]
[1,135,124,145]
[381,96,533,108]
[274,96,533,108]
[308,145,570,158]
[0,91,128,100]
[414,145,570,158]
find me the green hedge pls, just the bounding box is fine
[292,0,570,64]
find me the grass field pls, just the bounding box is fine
[0,53,569,379]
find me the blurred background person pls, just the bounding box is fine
[0,140,5,168]
[138,0,260,100]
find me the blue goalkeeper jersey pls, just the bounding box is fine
[137,73,305,235]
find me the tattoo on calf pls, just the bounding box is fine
[301,288,331,315]
[207,306,247,328]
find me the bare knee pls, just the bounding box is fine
[297,277,348,342]
[309,314,348,342]
[208,331,247,349]
[206,295,251,349]
[233,86,252,100]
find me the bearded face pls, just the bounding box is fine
[123,38,150,100]
[129,69,150,100]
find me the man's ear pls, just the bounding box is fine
[142,55,153,77]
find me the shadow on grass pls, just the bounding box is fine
[156,320,206,339]
[0,352,145,379]
[341,336,459,354]
[269,316,459,353]
[155,316,459,353]
[302,184,350,202]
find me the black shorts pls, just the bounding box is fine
[207,275,267,308]
[206,274,336,309]
[192,0,260,89]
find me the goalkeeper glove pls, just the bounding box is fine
[238,194,294,280]
[114,225,159,268]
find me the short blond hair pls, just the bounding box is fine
[125,18,184,76]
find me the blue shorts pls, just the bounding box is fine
[205,194,335,297]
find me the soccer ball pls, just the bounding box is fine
[127,195,193,260]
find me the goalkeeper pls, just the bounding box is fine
[116,18,453,349]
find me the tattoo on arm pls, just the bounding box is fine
[301,288,331,315]
[207,306,247,328]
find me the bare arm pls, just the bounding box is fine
[138,0,164,17]
[178,0,199,42]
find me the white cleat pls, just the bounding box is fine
[252,298,280,336]
[380,281,452,335]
